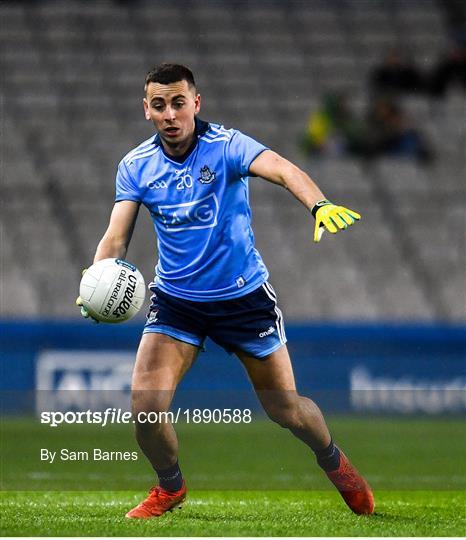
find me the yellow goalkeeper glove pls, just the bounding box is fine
[311,199,361,242]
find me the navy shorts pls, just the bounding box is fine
[143,282,287,359]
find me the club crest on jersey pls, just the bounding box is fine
[198,165,216,184]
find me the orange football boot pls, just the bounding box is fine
[326,450,375,515]
[126,481,187,519]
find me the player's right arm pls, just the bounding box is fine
[77,200,140,320]
[93,200,140,262]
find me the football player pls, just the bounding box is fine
[78,63,373,518]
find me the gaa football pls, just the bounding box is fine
[79,258,146,323]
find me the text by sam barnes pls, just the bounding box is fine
[40,448,138,463]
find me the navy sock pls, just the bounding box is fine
[154,461,183,492]
[314,439,341,472]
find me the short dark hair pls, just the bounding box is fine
[144,63,196,92]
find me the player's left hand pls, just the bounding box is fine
[311,200,361,242]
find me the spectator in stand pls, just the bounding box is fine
[370,49,425,95]
[366,97,433,163]
[301,93,369,158]
[429,39,466,97]
[302,95,433,164]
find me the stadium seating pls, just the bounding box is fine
[1,0,464,320]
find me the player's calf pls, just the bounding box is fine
[261,392,374,515]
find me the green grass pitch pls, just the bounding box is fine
[1,416,465,536]
[2,490,464,536]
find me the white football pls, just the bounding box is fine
[79,258,146,323]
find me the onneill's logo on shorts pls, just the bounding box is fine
[158,193,219,232]
[259,326,276,338]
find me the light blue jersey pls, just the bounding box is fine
[115,119,269,301]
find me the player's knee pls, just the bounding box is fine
[265,402,300,430]
[131,392,170,430]
[132,408,169,436]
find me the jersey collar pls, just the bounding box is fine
[153,118,209,163]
